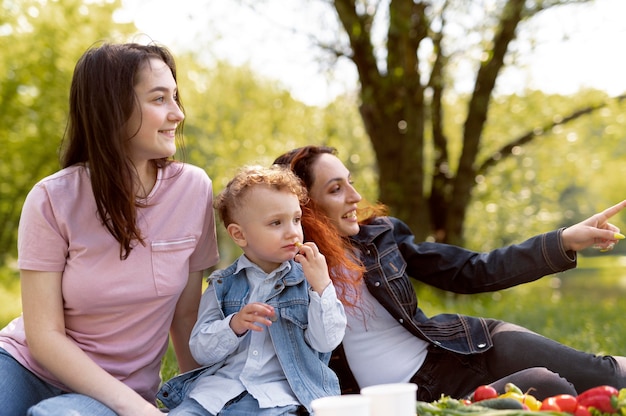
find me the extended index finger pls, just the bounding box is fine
[597,200,626,222]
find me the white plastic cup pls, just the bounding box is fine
[360,383,418,416]
[311,394,371,416]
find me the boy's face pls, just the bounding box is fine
[228,186,304,274]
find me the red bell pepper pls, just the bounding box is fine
[577,385,619,414]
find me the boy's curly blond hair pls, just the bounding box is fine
[214,165,308,227]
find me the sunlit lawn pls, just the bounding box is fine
[414,255,626,356]
[2,255,626,383]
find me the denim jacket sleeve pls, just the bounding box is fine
[390,217,577,293]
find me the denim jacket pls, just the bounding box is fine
[157,260,340,413]
[330,216,577,393]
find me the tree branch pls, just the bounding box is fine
[333,0,381,88]
[477,93,626,176]
[458,0,526,178]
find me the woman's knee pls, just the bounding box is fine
[27,394,116,416]
[490,367,576,400]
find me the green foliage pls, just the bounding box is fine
[461,91,626,251]
[0,0,135,261]
[0,264,20,326]
[174,57,375,265]
[176,58,375,196]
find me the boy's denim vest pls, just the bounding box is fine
[157,260,340,413]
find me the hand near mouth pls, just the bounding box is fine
[294,242,332,295]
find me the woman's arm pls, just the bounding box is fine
[391,217,571,293]
[169,270,203,373]
[21,270,163,416]
[395,200,626,293]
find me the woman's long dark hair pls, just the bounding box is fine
[61,42,185,259]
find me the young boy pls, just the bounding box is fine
[165,165,347,415]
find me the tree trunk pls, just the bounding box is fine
[335,0,431,238]
[332,0,598,245]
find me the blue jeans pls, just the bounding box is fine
[168,392,303,415]
[28,394,118,416]
[0,348,118,416]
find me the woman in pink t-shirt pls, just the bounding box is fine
[0,42,219,415]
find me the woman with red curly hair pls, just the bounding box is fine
[275,145,626,403]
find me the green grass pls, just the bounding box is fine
[414,255,626,355]
[3,255,626,383]
[0,264,21,326]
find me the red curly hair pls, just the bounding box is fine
[274,147,366,308]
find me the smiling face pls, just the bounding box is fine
[308,153,362,237]
[125,57,184,170]
[228,186,304,273]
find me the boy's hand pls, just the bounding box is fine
[295,242,332,295]
[230,302,276,336]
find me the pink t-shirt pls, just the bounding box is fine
[0,162,219,401]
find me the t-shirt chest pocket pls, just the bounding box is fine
[151,236,197,296]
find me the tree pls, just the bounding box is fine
[326,0,625,245]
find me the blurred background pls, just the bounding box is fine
[2,0,626,356]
